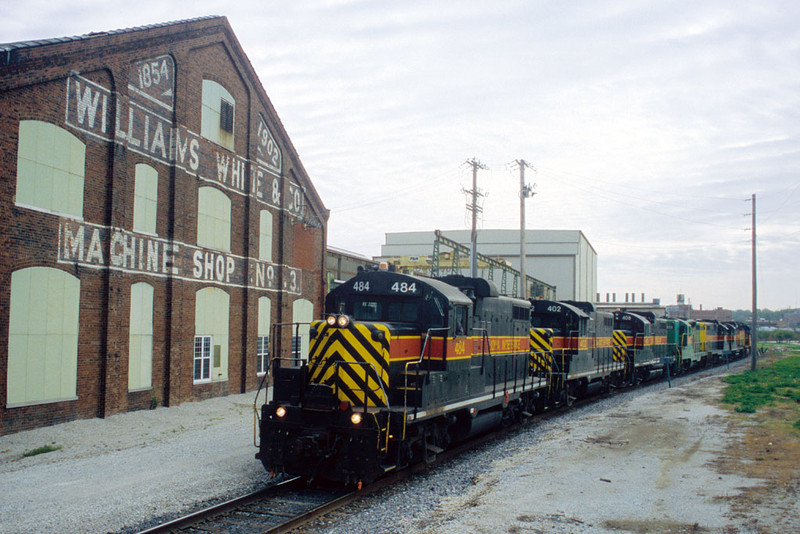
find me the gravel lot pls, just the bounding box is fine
[306,360,790,534]
[0,389,275,533]
[0,359,791,533]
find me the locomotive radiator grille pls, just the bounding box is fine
[308,321,391,408]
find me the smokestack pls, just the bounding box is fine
[641,293,645,302]
[606,293,610,302]
[613,293,616,302]
[625,293,629,303]
[632,293,636,303]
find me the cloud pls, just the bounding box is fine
[5,0,799,309]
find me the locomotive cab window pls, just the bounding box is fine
[453,305,468,336]
[353,300,381,321]
[348,298,420,324]
[531,313,565,333]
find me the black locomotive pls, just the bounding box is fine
[255,269,750,486]
[256,270,538,486]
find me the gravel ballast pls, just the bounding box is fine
[0,361,791,533]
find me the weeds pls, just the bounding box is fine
[23,444,62,457]
[722,354,800,428]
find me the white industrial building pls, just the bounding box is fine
[378,229,597,301]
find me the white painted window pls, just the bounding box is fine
[257,296,271,375]
[201,80,235,150]
[194,287,229,383]
[197,186,231,251]
[16,120,85,218]
[259,209,273,261]
[194,335,211,382]
[291,299,314,366]
[133,164,158,234]
[128,282,154,391]
[7,267,80,406]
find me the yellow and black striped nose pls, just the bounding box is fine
[612,330,627,362]
[308,320,391,407]
[530,328,553,373]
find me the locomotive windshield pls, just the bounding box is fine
[331,293,447,328]
[531,313,566,332]
[351,298,420,323]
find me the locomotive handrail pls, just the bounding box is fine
[270,321,313,368]
[568,330,579,353]
[402,327,448,440]
[468,326,490,374]
[253,365,270,448]
[253,320,315,446]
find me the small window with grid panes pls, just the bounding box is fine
[257,335,269,375]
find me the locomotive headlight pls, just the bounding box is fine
[336,315,350,328]
[350,413,362,425]
[275,406,287,418]
[326,315,337,326]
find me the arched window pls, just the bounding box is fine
[16,120,85,218]
[197,186,231,251]
[259,209,273,261]
[194,287,229,383]
[133,164,158,234]
[257,296,272,375]
[128,282,154,391]
[201,80,235,150]
[7,267,80,405]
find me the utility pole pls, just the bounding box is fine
[515,159,535,299]
[751,193,757,371]
[463,158,487,278]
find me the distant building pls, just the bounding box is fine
[780,311,800,330]
[690,308,732,322]
[326,247,378,291]
[379,229,596,301]
[664,295,732,321]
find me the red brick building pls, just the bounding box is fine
[0,17,328,434]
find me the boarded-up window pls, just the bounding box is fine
[197,186,231,251]
[129,282,154,391]
[133,164,158,234]
[7,267,80,405]
[259,210,273,261]
[16,120,85,218]
[201,80,234,150]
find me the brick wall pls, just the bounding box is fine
[0,17,328,434]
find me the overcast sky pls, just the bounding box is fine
[5,0,799,310]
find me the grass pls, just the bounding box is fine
[22,444,62,457]
[722,351,800,426]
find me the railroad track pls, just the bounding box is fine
[138,357,748,534]
[137,477,351,534]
